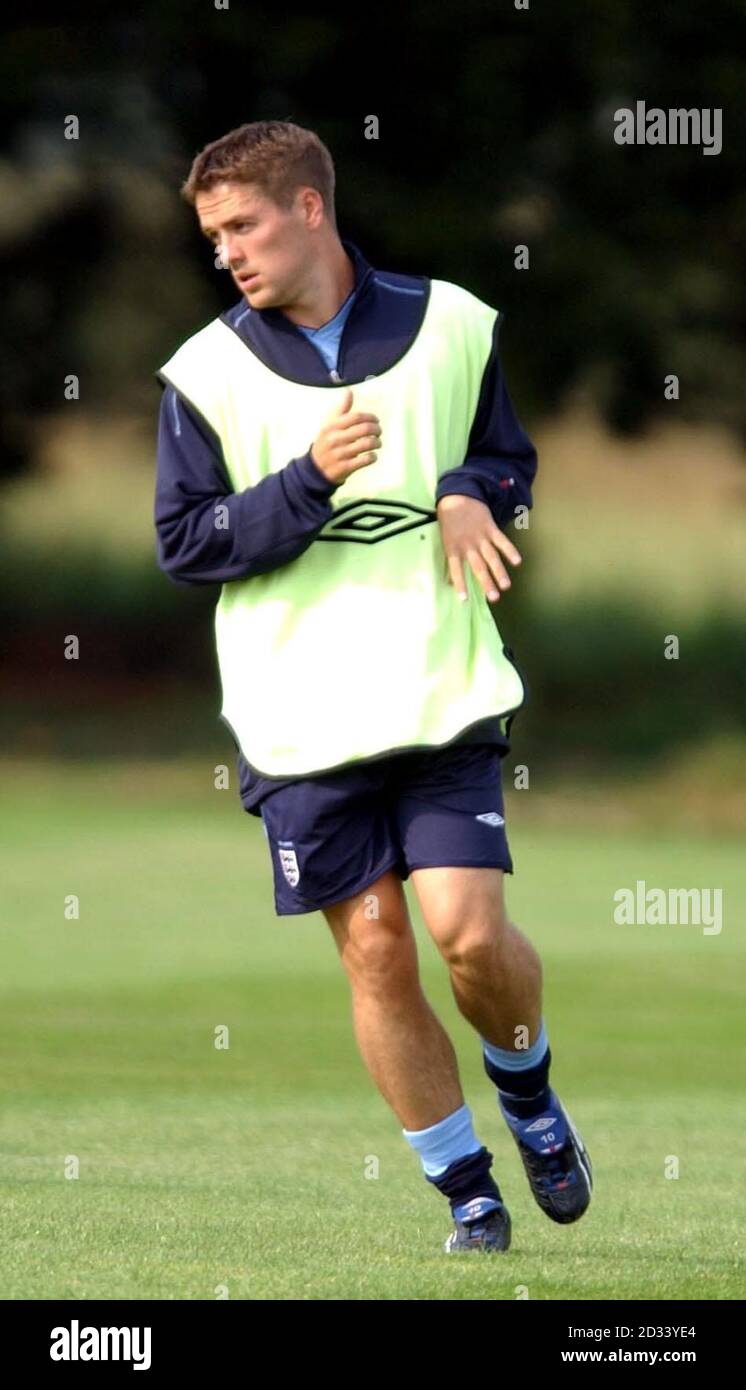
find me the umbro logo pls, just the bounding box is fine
[317,498,436,543]
[525,1116,558,1132]
[475,811,505,827]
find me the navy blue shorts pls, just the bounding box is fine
[257,741,513,916]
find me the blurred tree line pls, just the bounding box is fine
[1,0,745,482]
[1,2,745,764]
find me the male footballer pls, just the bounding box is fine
[154,120,592,1253]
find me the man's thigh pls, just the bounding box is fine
[385,742,514,955]
[409,864,509,960]
[322,867,418,981]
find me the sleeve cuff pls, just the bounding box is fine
[293,449,341,496]
[435,477,493,507]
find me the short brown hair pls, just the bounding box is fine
[181,120,337,228]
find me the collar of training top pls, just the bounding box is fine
[219,238,431,388]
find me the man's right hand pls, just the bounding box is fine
[310,387,382,485]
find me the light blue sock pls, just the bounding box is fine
[481,1020,549,1074]
[402,1102,483,1178]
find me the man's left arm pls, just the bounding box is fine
[435,314,538,529]
[435,315,537,602]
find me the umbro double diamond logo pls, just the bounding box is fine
[317,498,436,543]
[475,812,505,827]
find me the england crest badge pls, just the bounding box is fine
[278,842,300,887]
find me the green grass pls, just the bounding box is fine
[1,760,744,1300]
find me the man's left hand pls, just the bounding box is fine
[436,494,522,603]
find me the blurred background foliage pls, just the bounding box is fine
[1,1,744,786]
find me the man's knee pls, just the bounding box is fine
[412,866,510,963]
[343,923,418,991]
[323,871,418,990]
[438,917,514,973]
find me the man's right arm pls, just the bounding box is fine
[154,385,341,586]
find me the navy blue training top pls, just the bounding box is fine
[154,239,538,815]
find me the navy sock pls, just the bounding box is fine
[425,1145,504,1220]
[483,1045,553,1119]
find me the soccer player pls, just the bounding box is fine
[154,120,592,1253]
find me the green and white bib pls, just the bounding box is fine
[158,279,525,776]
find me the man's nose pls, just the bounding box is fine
[216,236,243,270]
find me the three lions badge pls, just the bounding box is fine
[278,841,300,888]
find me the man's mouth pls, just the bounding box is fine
[237,272,260,288]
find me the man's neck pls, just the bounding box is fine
[281,242,356,329]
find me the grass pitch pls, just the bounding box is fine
[1,759,743,1300]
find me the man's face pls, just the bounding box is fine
[195,181,313,307]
